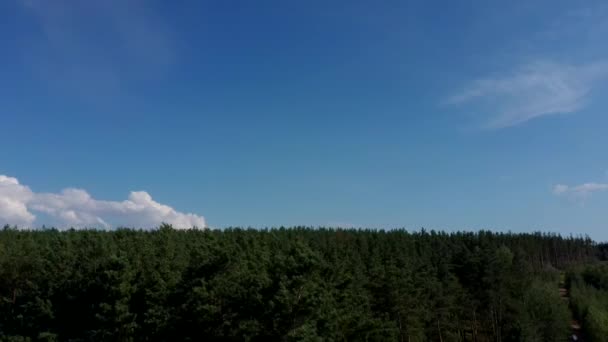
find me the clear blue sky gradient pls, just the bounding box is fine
[2,0,608,239]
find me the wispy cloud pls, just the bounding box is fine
[447,61,608,128]
[19,0,175,97]
[0,175,205,229]
[324,221,357,229]
[553,182,608,197]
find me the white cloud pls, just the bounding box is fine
[552,182,608,197]
[552,184,570,195]
[447,61,608,128]
[0,175,36,226]
[0,175,205,229]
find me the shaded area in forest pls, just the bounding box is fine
[559,275,583,342]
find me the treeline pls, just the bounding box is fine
[567,263,608,341]
[0,226,599,341]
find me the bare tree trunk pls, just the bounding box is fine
[472,308,478,342]
[490,307,498,342]
[398,313,404,342]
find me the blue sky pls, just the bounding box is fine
[1,0,608,239]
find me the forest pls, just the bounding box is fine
[567,263,608,341]
[0,225,605,341]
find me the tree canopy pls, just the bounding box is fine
[0,226,600,341]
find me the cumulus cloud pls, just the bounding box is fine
[447,61,608,128]
[0,175,36,226]
[552,182,608,197]
[0,175,205,229]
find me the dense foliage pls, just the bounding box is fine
[568,263,608,341]
[0,225,598,341]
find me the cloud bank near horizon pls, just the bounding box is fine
[0,175,205,229]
